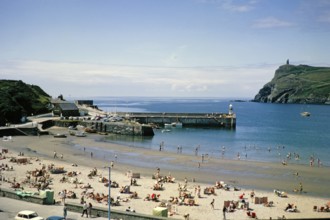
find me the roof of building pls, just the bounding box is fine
[57,103,79,111]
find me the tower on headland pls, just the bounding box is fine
[286,59,289,65]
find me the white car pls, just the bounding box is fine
[15,210,44,220]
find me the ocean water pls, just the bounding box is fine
[90,97,330,167]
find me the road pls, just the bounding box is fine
[0,197,109,220]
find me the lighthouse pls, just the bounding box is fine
[228,104,234,115]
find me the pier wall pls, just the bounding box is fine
[122,112,236,129]
[0,127,38,137]
[53,120,154,136]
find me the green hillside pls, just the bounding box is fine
[254,64,330,104]
[0,80,51,125]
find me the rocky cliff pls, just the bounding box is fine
[253,64,330,104]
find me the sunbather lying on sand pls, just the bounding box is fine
[80,183,91,189]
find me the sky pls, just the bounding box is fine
[1,0,330,99]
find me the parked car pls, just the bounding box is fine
[15,210,44,220]
[46,216,65,220]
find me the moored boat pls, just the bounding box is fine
[164,122,183,128]
[53,133,67,138]
[300,111,311,117]
[75,132,86,137]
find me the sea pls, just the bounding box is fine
[82,97,330,167]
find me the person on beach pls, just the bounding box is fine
[81,201,88,217]
[88,202,93,217]
[60,189,66,204]
[299,182,303,193]
[91,152,93,158]
[210,198,215,209]
[197,185,201,198]
[54,151,57,158]
[222,205,227,220]
[250,190,255,199]
[63,204,67,220]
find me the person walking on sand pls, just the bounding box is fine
[222,205,227,220]
[88,202,93,217]
[54,151,57,158]
[210,198,215,209]
[299,182,303,193]
[81,201,88,217]
[63,204,67,220]
[60,189,66,204]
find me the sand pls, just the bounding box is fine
[1,128,330,220]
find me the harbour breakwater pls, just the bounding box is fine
[121,112,236,129]
[53,120,155,136]
[0,127,38,137]
[0,112,235,137]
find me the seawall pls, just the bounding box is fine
[121,112,236,129]
[53,120,154,136]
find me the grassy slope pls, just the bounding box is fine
[0,80,51,124]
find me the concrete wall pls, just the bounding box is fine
[0,127,38,137]
[0,188,48,205]
[53,120,154,136]
[65,202,171,220]
[0,188,174,220]
[126,113,236,129]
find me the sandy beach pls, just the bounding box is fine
[1,127,330,220]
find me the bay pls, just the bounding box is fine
[90,97,330,167]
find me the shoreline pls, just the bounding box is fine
[3,128,330,199]
[1,129,330,219]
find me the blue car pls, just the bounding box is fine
[46,217,65,220]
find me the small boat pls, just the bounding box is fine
[300,112,311,117]
[75,132,86,137]
[50,166,66,174]
[85,127,97,133]
[164,122,183,128]
[164,123,172,128]
[171,122,183,128]
[53,133,67,138]
[2,136,12,141]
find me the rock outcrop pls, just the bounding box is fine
[254,64,330,104]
